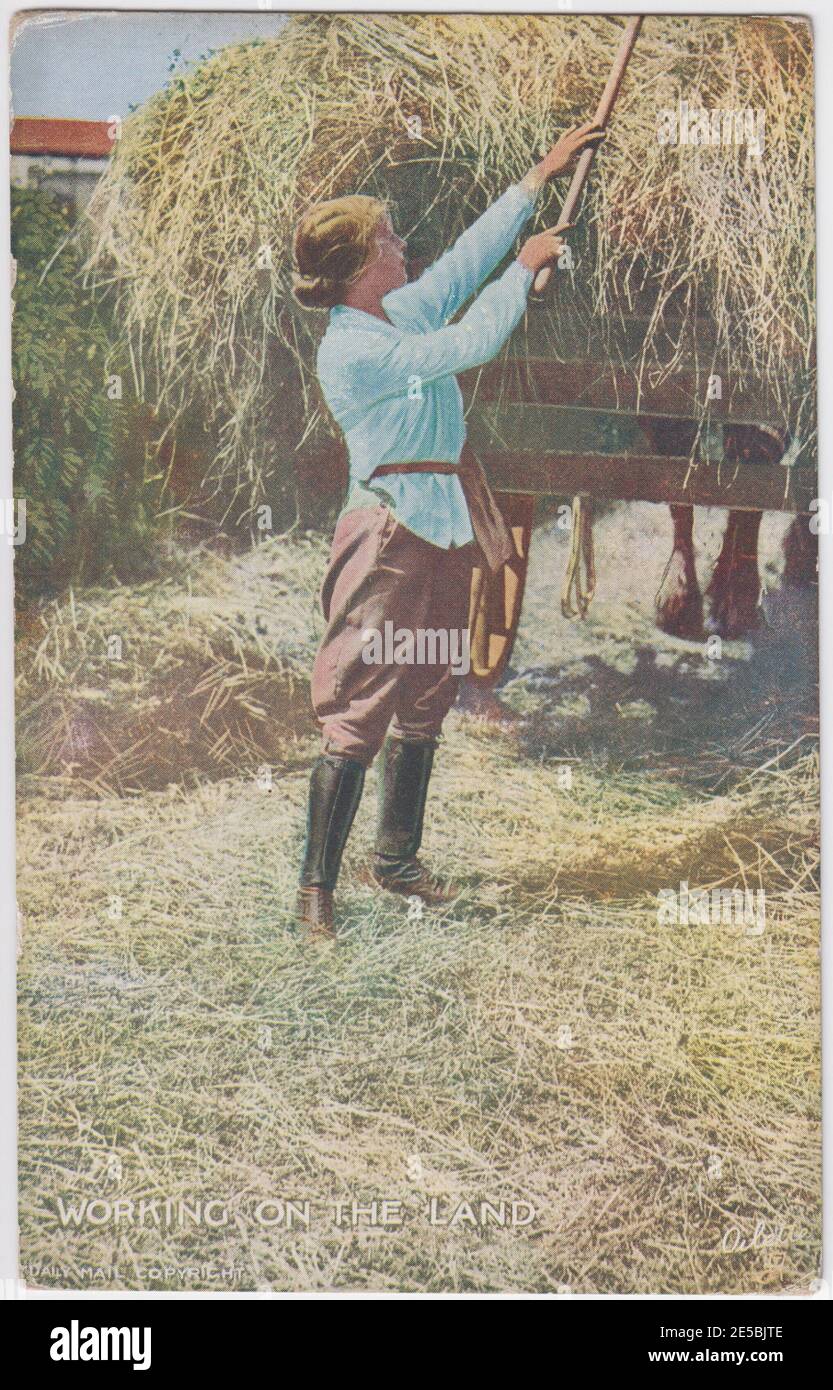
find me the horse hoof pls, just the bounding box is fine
[655,552,705,639]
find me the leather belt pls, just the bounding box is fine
[369,461,458,479]
[367,448,515,575]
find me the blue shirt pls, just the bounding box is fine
[316,183,537,548]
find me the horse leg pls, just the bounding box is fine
[655,504,704,638]
[705,509,762,638]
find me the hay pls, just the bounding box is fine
[82,14,815,521]
[16,504,816,797]
[15,535,327,792]
[17,718,819,1293]
[15,509,820,1291]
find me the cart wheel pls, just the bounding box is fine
[467,493,535,687]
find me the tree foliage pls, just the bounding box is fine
[12,185,160,598]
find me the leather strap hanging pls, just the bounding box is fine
[561,495,596,619]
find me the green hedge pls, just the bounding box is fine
[12,185,161,598]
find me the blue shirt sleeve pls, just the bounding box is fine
[383,184,536,330]
[343,259,533,408]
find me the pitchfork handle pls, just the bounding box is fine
[534,15,643,293]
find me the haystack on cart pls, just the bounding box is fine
[82,11,816,658]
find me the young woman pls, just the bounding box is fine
[292,121,603,938]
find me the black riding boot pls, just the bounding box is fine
[372,738,456,905]
[297,753,365,936]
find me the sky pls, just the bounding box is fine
[10,10,289,120]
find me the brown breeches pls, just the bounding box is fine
[310,506,475,765]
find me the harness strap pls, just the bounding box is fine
[561,495,596,619]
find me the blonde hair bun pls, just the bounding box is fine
[292,194,387,310]
[292,272,341,310]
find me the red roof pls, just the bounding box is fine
[11,118,115,158]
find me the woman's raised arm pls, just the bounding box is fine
[385,184,537,330]
[386,121,603,330]
[360,225,570,402]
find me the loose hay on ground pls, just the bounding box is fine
[15,536,327,791]
[17,718,819,1293]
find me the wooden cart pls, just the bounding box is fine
[461,354,815,684]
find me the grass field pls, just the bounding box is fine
[16,505,821,1293]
